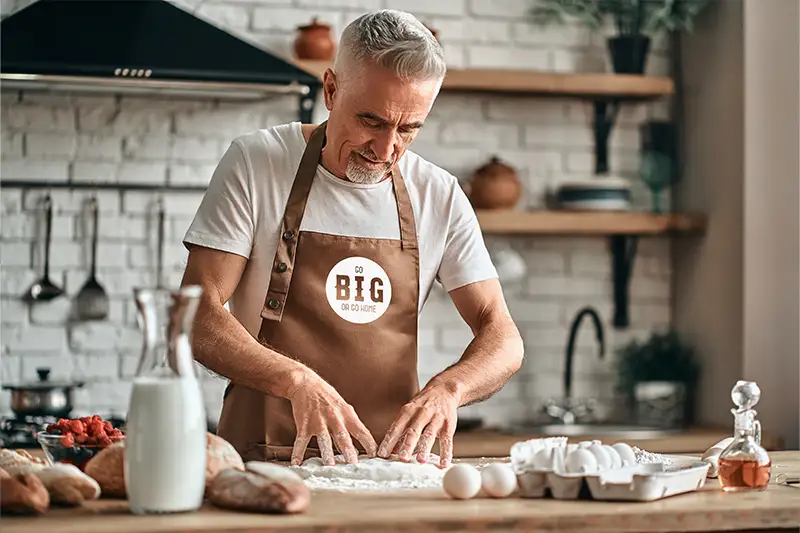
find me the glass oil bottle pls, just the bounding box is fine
[718,380,771,491]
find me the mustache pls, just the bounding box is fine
[352,148,391,165]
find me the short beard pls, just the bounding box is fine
[345,150,390,184]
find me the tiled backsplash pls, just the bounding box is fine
[0,0,672,428]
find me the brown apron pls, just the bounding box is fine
[216,122,421,462]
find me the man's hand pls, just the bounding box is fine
[288,372,378,467]
[376,385,459,469]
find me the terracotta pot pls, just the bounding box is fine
[469,156,522,210]
[423,24,439,41]
[294,17,335,61]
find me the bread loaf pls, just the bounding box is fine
[84,433,245,499]
[0,449,46,475]
[208,461,310,514]
[206,433,245,495]
[36,463,101,506]
[0,473,50,514]
[84,441,126,498]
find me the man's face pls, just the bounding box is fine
[322,63,441,184]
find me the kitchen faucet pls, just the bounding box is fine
[542,306,605,425]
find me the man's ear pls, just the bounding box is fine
[322,69,337,111]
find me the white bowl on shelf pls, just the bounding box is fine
[554,177,632,211]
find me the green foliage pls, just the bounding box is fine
[614,330,701,395]
[529,0,713,36]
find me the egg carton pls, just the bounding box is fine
[516,456,710,502]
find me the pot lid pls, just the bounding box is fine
[2,367,85,390]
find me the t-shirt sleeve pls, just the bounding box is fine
[436,183,498,292]
[183,140,254,258]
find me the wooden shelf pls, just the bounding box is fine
[475,210,706,235]
[293,60,673,99]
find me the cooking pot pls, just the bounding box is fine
[3,367,84,418]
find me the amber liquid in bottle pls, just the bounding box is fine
[718,457,771,491]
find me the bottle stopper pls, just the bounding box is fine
[731,380,760,411]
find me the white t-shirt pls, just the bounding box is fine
[183,121,498,337]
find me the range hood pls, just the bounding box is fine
[0,0,321,118]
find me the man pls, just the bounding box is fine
[181,9,524,470]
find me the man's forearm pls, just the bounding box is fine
[426,316,524,406]
[191,295,308,399]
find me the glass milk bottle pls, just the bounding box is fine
[718,380,771,491]
[126,286,207,514]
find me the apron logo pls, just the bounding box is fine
[325,257,392,324]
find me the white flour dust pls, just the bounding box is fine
[289,454,448,492]
[632,446,672,465]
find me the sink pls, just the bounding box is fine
[503,423,681,439]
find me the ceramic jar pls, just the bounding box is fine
[423,24,439,41]
[468,156,522,210]
[294,17,335,61]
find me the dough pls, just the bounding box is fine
[290,454,446,488]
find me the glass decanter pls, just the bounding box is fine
[718,380,771,491]
[125,286,207,514]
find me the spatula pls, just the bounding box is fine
[75,196,109,320]
[25,194,64,302]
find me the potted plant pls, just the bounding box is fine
[529,0,713,74]
[614,330,701,428]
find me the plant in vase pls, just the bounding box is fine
[528,0,713,74]
[614,330,701,428]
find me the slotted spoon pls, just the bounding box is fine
[75,196,109,320]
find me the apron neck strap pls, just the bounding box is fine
[390,167,418,250]
[283,121,418,250]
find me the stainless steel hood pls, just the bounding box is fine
[0,0,321,116]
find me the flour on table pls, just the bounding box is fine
[289,454,448,491]
[631,446,672,465]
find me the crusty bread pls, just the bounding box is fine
[208,462,310,514]
[36,463,101,506]
[0,449,46,476]
[84,441,126,498]
[0,473,50,514]
[84,433,245,499]
[206,433,245,495]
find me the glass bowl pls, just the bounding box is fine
[37,432,125,471]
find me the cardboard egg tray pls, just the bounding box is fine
[516,456,711,502]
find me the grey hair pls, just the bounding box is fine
[334,10,446,82]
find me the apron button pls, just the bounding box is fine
[267,299,281,310]
[277,262,288,273]
[282,230,294,241]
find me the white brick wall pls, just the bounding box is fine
[0,0,672,430]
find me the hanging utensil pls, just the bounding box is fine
[75,196,109,320]
[156,196,165,289]
[26,194,64,301]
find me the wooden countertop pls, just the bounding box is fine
[452,427,784,457]
[4,452,799,533]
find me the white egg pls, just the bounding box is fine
[566,443,579,455]
[586,443,612,471]
[480,463,518,498]
[442,464,482,500]
[565,448,598,474]
[602,445,622,469]
[577,440,594,449]
[532,447,553,469]
[612,443,636,467]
